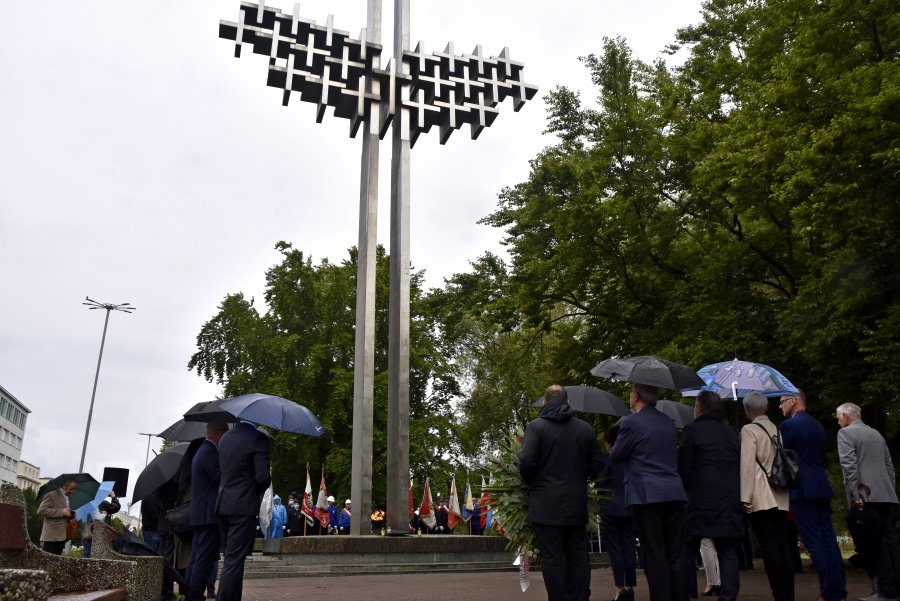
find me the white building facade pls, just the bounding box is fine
[16,459,41,492]
[0,384,29,486]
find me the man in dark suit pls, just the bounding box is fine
[519,384,604,601]
[779,390,846,601]
[215,419,271,601]
[610,383,687,601]
[185,420,229,601]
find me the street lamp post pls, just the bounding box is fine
[138,432,155,468]
[79,297,135,472]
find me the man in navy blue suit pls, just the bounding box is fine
[215,420,271,601]
[610,383,687,601]
[185,420,229,601]
[780,390,847,601]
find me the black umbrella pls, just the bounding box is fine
[591,355,705,390]
[532,385,629,417]
[37,473,100,512]
[132,443,189,503]
[655,399,695,429]
[157,418,229,442]
[181,400,235,424]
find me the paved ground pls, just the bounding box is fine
[239,565,874,601]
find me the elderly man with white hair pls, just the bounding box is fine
[836,402,900,601]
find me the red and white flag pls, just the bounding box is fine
[419,478,436,530]
[447,474,462,530]
[314,466,329,527]
[480,475,493,530]
[301,464,316,526]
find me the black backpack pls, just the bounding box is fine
[754,423,800,489]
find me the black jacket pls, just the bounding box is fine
[518,400,604,526]
[677,410,744,538]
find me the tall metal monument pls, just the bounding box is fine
[219,0,537,534]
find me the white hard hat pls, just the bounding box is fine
[345,499,352,505]
[326,495,335,503]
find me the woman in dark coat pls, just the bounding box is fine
[678,391,744,601]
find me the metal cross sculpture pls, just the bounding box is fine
[220,0,537,535]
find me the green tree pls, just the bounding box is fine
[188,242,459,505]
[477,0,899,434]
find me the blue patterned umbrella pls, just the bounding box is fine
[681,359,799,399]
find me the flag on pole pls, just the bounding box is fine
[301,464,316,526]
[447,474,462,530]
[314,465,329,527]
[419,478,437,530]
[479,475,492,529]
[461,479,475,521]
[482,473,495,529]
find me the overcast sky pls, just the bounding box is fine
[0,0,702,511]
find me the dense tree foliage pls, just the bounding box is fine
[188,242,459,504]
[467,0,899,436]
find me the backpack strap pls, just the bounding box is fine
[753,422,780,476]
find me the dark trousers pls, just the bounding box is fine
[632,501,684,601]
[216,515,257,601]
[40,540,65,555]
[792,498,846,601]
[532,523,591,601]
[869,503,900,597]
[187,524,220,601]
[748,508,794,601]
[160,530,177,601]
[602,514,637,588]
[680,536,740,601]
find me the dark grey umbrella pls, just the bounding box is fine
[532,385,629,417]
[655,399,695,429]
[157,418,230,442]
[132,443,189,503]
[182,400,235,424]
[591,355,705,390]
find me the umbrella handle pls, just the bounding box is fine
[732,382,738,400]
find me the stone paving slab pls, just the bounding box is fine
[239,565,874,601]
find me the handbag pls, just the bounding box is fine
[165,501,192,536]
[754,423,799,489]
[66,518,79,541]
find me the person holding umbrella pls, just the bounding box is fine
[518,384,605,601]
[185,419,229,601]
[216,418,272,601]
[37,477,78,554]
[610,383,687,601]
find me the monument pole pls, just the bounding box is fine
[386,0,411,535]
[350,0,382,536]
[218,0,536,534]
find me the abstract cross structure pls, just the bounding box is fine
[219,2,538,145]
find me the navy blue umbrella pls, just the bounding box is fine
[217,393,325,436]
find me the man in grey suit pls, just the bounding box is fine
[216,419,271,601]
[836,402,900,601]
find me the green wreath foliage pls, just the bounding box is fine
[485,428,606,557]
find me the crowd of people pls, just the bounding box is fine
[519,384,900,601]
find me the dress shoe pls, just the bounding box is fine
[702,585,721,596]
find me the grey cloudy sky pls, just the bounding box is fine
[0,0,701,509]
